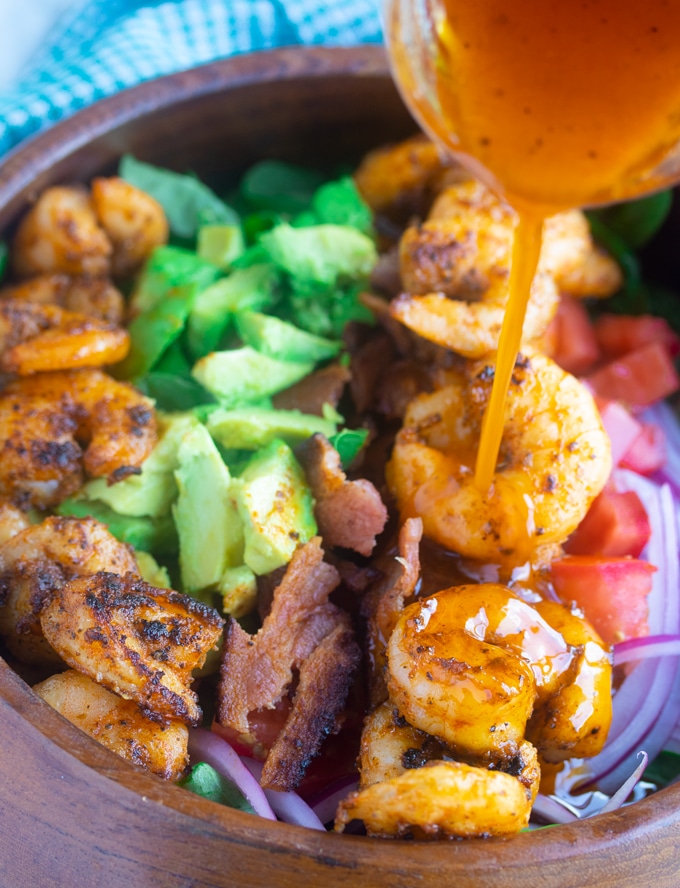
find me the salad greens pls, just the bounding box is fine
[61,156,375,613]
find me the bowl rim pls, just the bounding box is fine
[0,44,679,888]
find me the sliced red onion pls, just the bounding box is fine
[240,757,325,831]
[643,402,680,495]
[532,794,579,824]
[583,474,680,793]
[597,751,649,814]
[187,728,276,821]
[307,776,359,825]
[614,634,680,666]
[599,400,643,467]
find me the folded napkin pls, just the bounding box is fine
[0,0,382,157]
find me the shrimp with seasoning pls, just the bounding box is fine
[40,571,223,725]
[0,368,157,509]
[386,584,611,761]
[386,349,611,565]
[1,274,125,324]
[0,300,129,375]
[90,177,168,277]
[0,516,140,666]
[392,179,622,358]
[33,670,189,780]
[12,186,112,279]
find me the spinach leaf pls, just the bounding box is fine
[240,160,325,215]
[589,191,673,251]
[120,155,240,239]
[179,761,256,815]
[329,428,369,468]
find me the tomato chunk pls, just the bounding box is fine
[595,396,643,467]
[594,313,680,360]
[550,555,655,644]
[620,422,667,475]
[549,295,601,376]
[586,341,680,408]
[565,489,651,558]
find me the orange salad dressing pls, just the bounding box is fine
[392,0,680,490]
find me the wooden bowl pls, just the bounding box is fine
[0,45,678,888]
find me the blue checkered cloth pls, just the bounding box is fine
[0,0,383,157]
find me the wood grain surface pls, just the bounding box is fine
[0,45,679,888]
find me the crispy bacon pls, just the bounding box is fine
[261,620,360,791]
[298,434,388,557]
[361,517,423,708]
[217,538,360,790]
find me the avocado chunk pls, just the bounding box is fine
[260,223,377,284]
[192,347,314,408]
[173,424,244,595]
[80,412,200,517]
[234,311,341,363]
[129,245,221,316]
[187,264,279,359]
[207,406,337,450]
[236,438,316,575]
[135,551,172,589]
[218,565,258,618]
[197,224,245,269]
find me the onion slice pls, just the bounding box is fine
[583,474,680,793]
[187,728,276,821]
[240,757,325,831]
[597,751,649,814]
[532,794,579,824]
[307,776,359,825]
[614,635,680,666]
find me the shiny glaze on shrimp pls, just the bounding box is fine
[40,571,223,725]
[0,368,157,508]
[1,274,125,324]
[386,584,612,761]
[393,179,622,359]
[386,349,611,565]
[90,177,168,277]
[0,516,139,666]
[34,669,189,780]
[0,299,129,375]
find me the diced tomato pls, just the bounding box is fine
[586,341,680,408]
[212,697,293,759]
[565,489,651,558]
[550,555,655,644]
[549,295,601,376]
[594,313,680,360]
[620,422,667,475]
[595,397,643,467]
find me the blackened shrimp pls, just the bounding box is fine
[386,349,611,565]
[0,300,129,375]
[1,274,125,324]
[0,516,140,666]
[33,670,189,780]
[40,571,223,725]
[0,368,157,508]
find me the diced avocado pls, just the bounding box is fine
[311,176,373,235]
[80,412,200,517]
[260,223,377,285]
[234,311,341,363]
[191,347,314,408]
[207,406,337,450]
[56,498,178,554]
[197,224,245,269]
[129,245,221,316]
[135,551,172,588]
[218,565,258,618]
[187,264,280,359]
[236,439,316,575]
[173,424,244,595]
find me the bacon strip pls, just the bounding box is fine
[361,517,423,708]
[298,434,388,557]
[261,619,360,791]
